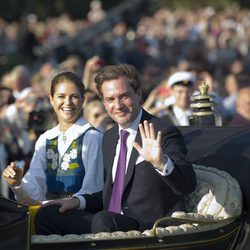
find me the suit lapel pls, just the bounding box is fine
[103,126,119,208]
[123,131,141,189]
[105,128,119,177]
[104,110,155,206]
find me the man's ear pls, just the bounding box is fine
[102,97,108,112]
[137,90,143,105]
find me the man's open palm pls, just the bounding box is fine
[133,120,164,169]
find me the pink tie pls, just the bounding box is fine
[108,130,129,213]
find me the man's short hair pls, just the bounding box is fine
[95,64,141,97]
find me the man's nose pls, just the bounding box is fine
[114,99,122,109]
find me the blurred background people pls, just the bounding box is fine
[223,74,239,118]
[0,86,15,115]
[8,65,32,99]
[229,86,250,127]
[161,71,195,126]
[87,0,106,24]
[84,99,108,132]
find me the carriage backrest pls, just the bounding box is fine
[185,164,242,219]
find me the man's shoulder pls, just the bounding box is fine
[146,113,177,130]
[156,118,180,133]
[103,124,118,138]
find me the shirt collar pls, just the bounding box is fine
[45,117,90,140]
[118,109,142,136]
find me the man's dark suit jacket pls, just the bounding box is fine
[84,109,197,230]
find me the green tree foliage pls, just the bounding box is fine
[0,0,127,21]
[1,0,248,22]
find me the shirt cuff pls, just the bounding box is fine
[73,194,86,210]
[11,184,30,200]
[156,155,174,176]
[12,184,22,189]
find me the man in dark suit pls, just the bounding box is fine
[87,64,196,232]
[35,64,196,234]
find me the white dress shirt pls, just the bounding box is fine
[112,109,174,182]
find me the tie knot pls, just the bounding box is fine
[120,129,129,141]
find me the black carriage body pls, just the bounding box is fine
[180,126,250,223]
[1,127,249,250]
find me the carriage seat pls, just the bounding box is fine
[32,164,243,243]
[144,164,242,237]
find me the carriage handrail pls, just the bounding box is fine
[152,215,240,237]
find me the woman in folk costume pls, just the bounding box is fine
[2,71,104,211]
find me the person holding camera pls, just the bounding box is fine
[2,72,104,225]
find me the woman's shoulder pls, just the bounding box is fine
[33,125,59,149]
[40,125,60,140]
[73,118,103,140]
[83,125,103,140]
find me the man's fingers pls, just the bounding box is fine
[41,200,58,208]
[157,131,162,145]
[143,120,150,138]
[41,200,70,213]
[132,141,142,153]
[149,123,156,139]
[138,123,145,138]
[140,121,156,139]
[59,205,67,213]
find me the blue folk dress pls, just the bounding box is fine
[45,128,92,198]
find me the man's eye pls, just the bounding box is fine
[122,95,129,100]
[106,99,113,103]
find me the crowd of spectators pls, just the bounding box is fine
[0,1,106,60]
[1,2,250,185]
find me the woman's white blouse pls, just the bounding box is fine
[14,118,104,209]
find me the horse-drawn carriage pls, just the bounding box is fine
[1,126,250,250]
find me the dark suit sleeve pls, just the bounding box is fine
[83,191,103,212]
[157,123,197,195]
